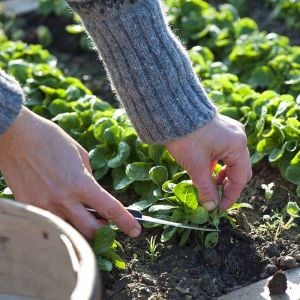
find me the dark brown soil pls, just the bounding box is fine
[101,162,300,299]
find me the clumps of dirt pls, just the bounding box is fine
[268,270,287,295]
[103,220,267,299]
[101,161,300,299]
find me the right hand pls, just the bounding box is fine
[166,114,252,211]
[0,107,142,239]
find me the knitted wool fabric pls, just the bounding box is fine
[67,0,216,144]
[0,69,24,135]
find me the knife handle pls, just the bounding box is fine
[127,208,143,225]
[86,207,143,224]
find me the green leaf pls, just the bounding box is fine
[148,144,165,164]
[66,24,85,34]
[296,186,300,198]
[248,66,276,88]
[110,252,126,270]
[112,168,134,190]
[172,171,188,182]
[128,199,157,211]
[134,181,156,196]
[227,202,253,211]
[94,117,117,141]
[91,226,115,256]
[268,145,285,163]
[251,152,265,164]
[173,181,198,210]
[162,180,176,193]
[49,99,72,115]
[107,142,130,168]
[171,209,184,222]
[89,147,107,169]
[179,230,191,246]
[204,232,219,248]
[286,201,300,217]
[285,140,298,152]
[149,166,168,186]
[149,205,178,212]
[103,125,123,145]
[8,59,30,83]
[94,166,109,180]
[52,112,80,131]
[126,162,153,181]
[97,258,113,272]
[37,25,52,47]
[286,163,300,185]
[161,226,177,242]
[291,150,300,165]
[190,206,209,224]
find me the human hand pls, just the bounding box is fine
[0,107,141,239]
[165,113,252,211]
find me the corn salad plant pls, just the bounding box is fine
[0,0,300,270]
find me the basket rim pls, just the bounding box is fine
[0,198,101,300]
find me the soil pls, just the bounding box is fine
[101,162,300,299]
[5,2,300,299]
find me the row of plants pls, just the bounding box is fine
[166,0,300,96]
[0,0,299,270]
[266,0,300,29]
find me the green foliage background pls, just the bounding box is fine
[0,0,300,270]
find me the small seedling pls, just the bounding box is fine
[145,235,160,259]
[261,182,275,200]
[262,201,300,240]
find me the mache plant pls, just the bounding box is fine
[262,201,300,240]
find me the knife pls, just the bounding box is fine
[86,208,219,232]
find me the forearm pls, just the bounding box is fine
[0,69,24,136]
[67,0,216,144]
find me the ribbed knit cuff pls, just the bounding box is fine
[0,70,24,136]
[68,0,216,144]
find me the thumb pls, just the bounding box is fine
[189,160,219,211]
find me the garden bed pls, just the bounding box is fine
[1,0,300,299]
[101,162,300,299]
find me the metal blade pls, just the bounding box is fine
[137,215,219,232]
[86,207,218,232]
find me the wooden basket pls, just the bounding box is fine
[0,198,101,300]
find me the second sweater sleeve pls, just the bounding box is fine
[0,69,24,136]
[67,0,216,144]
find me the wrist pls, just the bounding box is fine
[0,107,32,161]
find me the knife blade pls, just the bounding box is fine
[86,208,219,232]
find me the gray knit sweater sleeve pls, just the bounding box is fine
[67,0,216,144]
[0,69,24,136]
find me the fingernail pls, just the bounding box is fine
[129,227,141,238]
[203,200,217,211]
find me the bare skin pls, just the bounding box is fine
[0,108,251,239]
[0,107,141,240]
[166,114,252,211]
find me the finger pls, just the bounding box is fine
[15,193,68,221]
[215,165,227,186]
[83,179,142,237]
[188,158,219,211]
[220,150,251,210]
[77,144,93,174]
[63,202,103,240]
[246,149,253,182]
[210,160,218,173]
